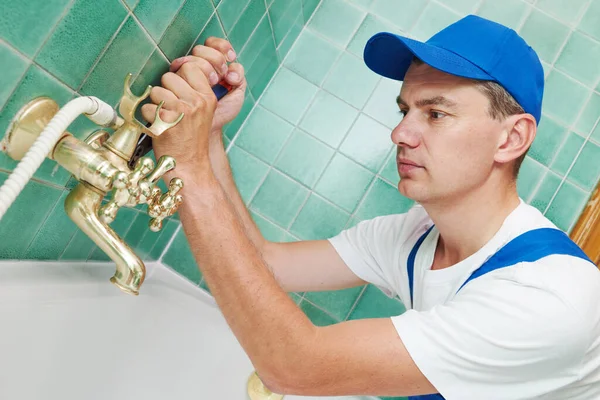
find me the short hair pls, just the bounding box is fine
[412,57,527,177]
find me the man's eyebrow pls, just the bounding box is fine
[396,95,458,108]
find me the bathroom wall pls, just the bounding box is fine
[0,2,315,268]
[161,0,600,344]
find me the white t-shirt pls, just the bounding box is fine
[328,201,600,400]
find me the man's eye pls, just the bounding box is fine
[398,109,408,117]
[430,111,445,119]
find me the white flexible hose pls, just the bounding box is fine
[0,96,116,221]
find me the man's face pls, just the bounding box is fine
[393,62,505,204]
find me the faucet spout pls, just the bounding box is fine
[65,182,145,295]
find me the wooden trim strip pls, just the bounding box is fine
[570,182,600,266]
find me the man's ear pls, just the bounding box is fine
[494,114,537,165]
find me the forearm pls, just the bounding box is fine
[208,131,267,250]
[176,163,315,381]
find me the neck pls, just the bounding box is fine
[422,178,521,269]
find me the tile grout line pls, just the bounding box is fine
[158,220,183,264]
[344,284,368,321]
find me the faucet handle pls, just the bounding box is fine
[98,157,154,223]
[147,178,184,232]
[118,73,152,123]
[141,101,184,138]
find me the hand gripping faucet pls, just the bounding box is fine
[2,74,186,295]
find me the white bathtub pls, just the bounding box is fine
[0,260,378,400]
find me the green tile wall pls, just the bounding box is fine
[2,2,600,398]
[0,0,318,274]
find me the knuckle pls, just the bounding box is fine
[191,45,205,56]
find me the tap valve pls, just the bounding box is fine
[148,177,183,232]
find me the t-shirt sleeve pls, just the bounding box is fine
[327,214,408,297]
[390,273,590,400]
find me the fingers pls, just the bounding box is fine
[149,86,179,109]
[160,71,210,105]
[223,62,245,88]
[204,37,237,62]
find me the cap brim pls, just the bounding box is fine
[364,32,494,82]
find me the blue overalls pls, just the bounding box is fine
[406,227,594,400]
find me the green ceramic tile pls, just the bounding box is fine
[555,31,600,87]
[246,41,280,100]
[348,0,374,8]
[354,178,414,220]
[261,68,319,125]
[0,176,62,259]
[228,145,270,204]
[567,140,600,191]
[308,0,365,47]
[238,16,274,70]
[536,0,588,25]
[339,114,393,172]
[410,1,462,42]
[519,9,570,64]
[229,0,267,51]
[323,52,380,109]
[290,194,351,240]
[0,65,74,186]
[162,227,202,285]
[284,30,341,86]
[289,292,303,305]
[545,180,589,232]
[379,148,399,186]
[199,278,211,293]
[277,12,303,61]
[23,190,79,260]
[148,219,179,260]
[124,0,139,8]
[299,299,338,326]
[304,286,364,321]
[195,13,226,48]
[0,0,71,57]
[348,284,406,319]
[35,0,127,89]
[269,0,302,45]
[364,78,403,130]
[134,0,186,41]
[250,211,288,242]
[593,121,600,144]
[578,0,600,42]
[235,106,294,163]
[574,93,600,137]
[274,130,334,188]
[250,169,310,228]
[315,153,375,212]
[0,43,28,110]
[476,0,529,31]
[516,156,546,201]
[80,16,154,107]
[530,171,562,213]
[550,131,585,176]
[131,49,170,96]
[299,90,359,148]
[542,70,589,127]
[528,116,568,167]
[224,92,256,140]
[60,229,96,260]
[124,212,153,251]
[159,0,214,60]
[436,0,479,14]
[347,13,401,58]
[302,0,321,23]
[217,0,251,33]
[369,0,427,32]
[88,207,138,261]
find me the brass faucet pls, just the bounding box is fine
[3,74,185,295]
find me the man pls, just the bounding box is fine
[141,15,600,400]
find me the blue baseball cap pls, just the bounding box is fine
[363,15,544,124]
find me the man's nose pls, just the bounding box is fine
[391,117,420,148]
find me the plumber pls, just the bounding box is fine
[141,15,600,400]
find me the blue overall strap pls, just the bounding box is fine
[407,225,435,308]
[457,227,593,293]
